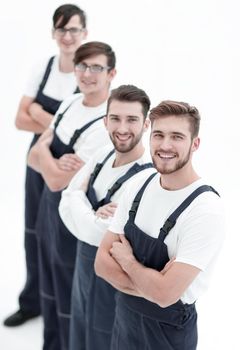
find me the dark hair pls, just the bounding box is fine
[53,4,87,29]
[73,41,116,70]
[106,84,150,119]
[149,100,201,137]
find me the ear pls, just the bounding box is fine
[108,68,117,82]
[81,28,88,40]
[51,28,55,39]
[103,115,108,129]
[143,118,150,132]
[192,137,200,152]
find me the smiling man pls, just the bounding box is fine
[59,85,155,350]
[27,41,116,350]
[95,100,225,350]
[3,4,87,330]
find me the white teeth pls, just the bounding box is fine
[116,135,130,141]
[158,153,175,159]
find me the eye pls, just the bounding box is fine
[69,28,81,34]
[109,116,119,121]
[75,63,87,72]
[56,28,65,34]
[172,135,183,140]
[90,65,103,73]
[128,117,138,123]
[152,133,162,139]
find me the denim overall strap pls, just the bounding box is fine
[103,162,154,205]
[38,56,54,93]
[128,172,157,221]
[88,150,115,188]
[159,185,220,240]
[69,115,105,148]
[85,150,115,210]
[53,100,77,129]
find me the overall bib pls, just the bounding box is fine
[37,101,104,350]
[20,56,71,313]
[111,173,219,350]
[70,152,153,350]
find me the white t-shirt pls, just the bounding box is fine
[59,145,155,247]
[50,94,111,162]
[109,173,225,304]
[24,55,77,100]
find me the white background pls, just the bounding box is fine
[0,0,239,349]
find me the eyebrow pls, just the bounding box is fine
[108,114,140,119]
[152,130,186,137]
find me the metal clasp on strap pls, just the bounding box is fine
[161,219,176,235]
[129,200,139,215]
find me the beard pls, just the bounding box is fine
[152,147,192,175]
[110,131,143,153]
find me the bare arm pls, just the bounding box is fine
[15,96,52,133]
[28,102,53,129]
[110,235,200,308]
[28,128,85,191]
[95,231,140,295]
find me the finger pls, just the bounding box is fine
[119,234,128,243]
[103,208,115,216]
[108,202,118,208]
[65,154,82,163]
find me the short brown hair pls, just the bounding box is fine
[73,41,116,70]
[107,84,150,119]
[53,4,87,29]
[149,100,201,137]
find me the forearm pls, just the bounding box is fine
[15,110,45,133]
[39,147,80,191]
[15,97,46,133]
[122,259,169,305]
[27,144,41,172]
[29,102,53,128]
[95,248,139,295]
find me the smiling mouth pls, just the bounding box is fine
[115,134,131,142]
[81,80,95,85]
[157,152,176,159]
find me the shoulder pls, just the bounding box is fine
[32,55,56,75]
[187,181,225,216]
[57,93,81,113]
[90,144,114,164]
[121,171,158,203]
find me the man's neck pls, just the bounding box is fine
[82,90,109,107]
[113,143,145,167]
[59,53,75,73]
[160,165,200,191]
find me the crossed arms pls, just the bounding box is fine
[28,128,84,191]
[95,231,200,308]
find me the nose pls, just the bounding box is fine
[117,121,129,133]
[159,137,173,150]
[62,31,72,40]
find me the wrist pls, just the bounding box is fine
[122,256,138,274]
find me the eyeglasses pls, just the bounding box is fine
[54,27,84,36]
[75,63,110,74]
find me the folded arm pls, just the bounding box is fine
[59,177,117,245]
[110,234,200,307]
[28,128,84,191]
[15,96,52,133]
[95,231,140,295]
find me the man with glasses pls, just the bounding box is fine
[4,4,87,328]
[28,41,116,350]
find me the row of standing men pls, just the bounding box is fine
[4,4,225,350]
